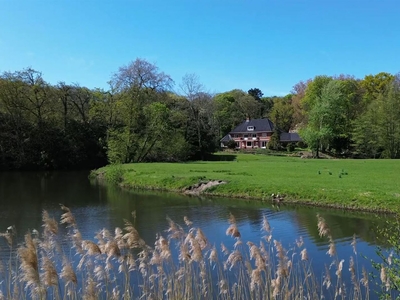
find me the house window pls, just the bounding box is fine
[235,142,239,148]
[244,134,248,138]
[252,133,257,138]
[262,132,267,137]
[247,126,254,131]
[261,141,267,148]
[247,141,252,147]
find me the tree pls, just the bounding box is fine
[300,79,344,157]
[378,76,400,158]
[352,100,382,158]
[56,82,73,129]
[301,76,333,113]
[111,58,173,92]
[360,72,394,106]
[291,80,310,127]
[135,102,170,162]
[269,95,294,132]
[353,74,400,158]
[248,88,263,102]
[180,74,216,159]
[105,59,175,163]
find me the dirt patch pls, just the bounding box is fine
[298,151,334,159]
[184,180,227,195]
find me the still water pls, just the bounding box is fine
[0,171,393,298]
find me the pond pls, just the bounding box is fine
[0,171,394,299]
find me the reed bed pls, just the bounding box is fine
[0,206,395,299]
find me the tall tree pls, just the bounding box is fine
[248,88,263,102]
[378,76,400,158]
[180,74,216,159]
[360,72,394,106]
[291,80,310,127]
[269,95,294,132]
[106,59,176,163]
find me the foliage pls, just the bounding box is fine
[103,164,126,184]
[269,94,294,132]
[300,76,363,155]
[248,87,263,101]
[226,139,237,149]
[353,75,400,159]
[267,129,281,150]
[371,218,400,299]
[1,62,400,170]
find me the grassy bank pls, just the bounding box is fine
[92,153,400,213]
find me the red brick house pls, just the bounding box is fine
[220,118,301,149]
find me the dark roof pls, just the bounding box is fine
[220,134,233,142]
[280,132,302,142]
[230,118,275,133]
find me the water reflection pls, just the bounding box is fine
[0,171,394,298]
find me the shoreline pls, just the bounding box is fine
[92,173,397,216]
[91,153,400,215]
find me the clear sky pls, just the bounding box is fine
[1,0,399,96]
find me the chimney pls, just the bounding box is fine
[246,116,250,122]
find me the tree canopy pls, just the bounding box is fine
[0,60,399,170]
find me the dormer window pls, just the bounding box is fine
[247,126,254,131]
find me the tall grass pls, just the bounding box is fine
[0,206,395,299]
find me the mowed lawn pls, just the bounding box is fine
[100,153,400,212]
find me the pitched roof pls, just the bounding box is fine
[230,118,275,133]
[220,134,233,142]
[280,132,302,142]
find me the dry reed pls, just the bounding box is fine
[0,208,388,299]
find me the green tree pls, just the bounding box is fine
[300,76,363,155]
[379,77,400,158]
[353,75,400,158]
[212,89,262,138]
[269,95,294,132]
[248,88,263,101]
[291,80,310,127]
[352,99,382,158]
[360,72,394,106]
[301,75,333,114]
[105,58,174,163]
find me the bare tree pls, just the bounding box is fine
[111,58,174,92]
[180,73,215,158]
[179,73,204,101]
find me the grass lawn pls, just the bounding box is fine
[94,153,400,213]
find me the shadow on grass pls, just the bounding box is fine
[203,154,237,161]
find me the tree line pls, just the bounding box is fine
[0,58,399,170]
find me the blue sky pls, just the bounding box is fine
[1,0,399,96]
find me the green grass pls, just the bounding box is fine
[93,153,400,213]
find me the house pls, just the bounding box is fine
[220,118,302,149]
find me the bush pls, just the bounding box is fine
[226,139,237,150]
[286,143,296,152]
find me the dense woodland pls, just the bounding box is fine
[0,58,399,170]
